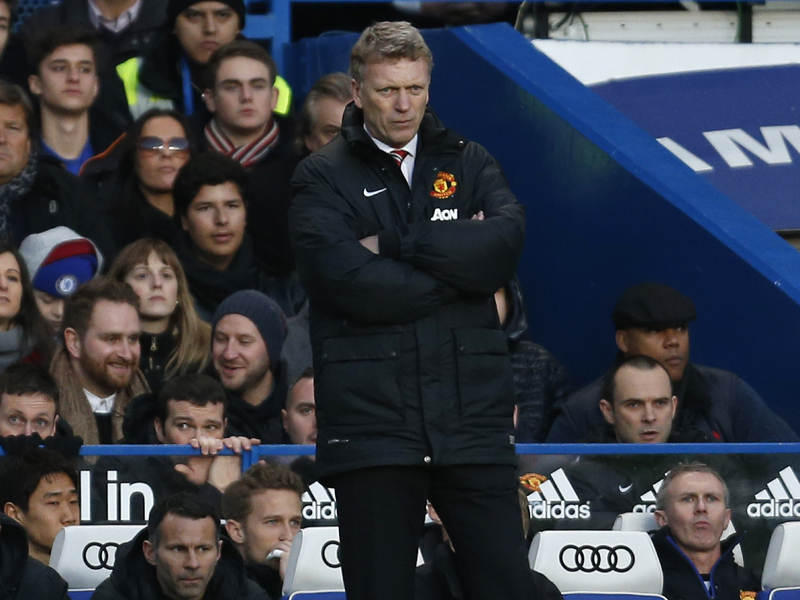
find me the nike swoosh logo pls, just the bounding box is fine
[363,188,386,197]
[618,484,633,493]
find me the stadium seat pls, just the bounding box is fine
[529,530,666,600]
[759,522,800,600]
[286,593,347,600]
[50,524,144,593]
[612,512,743,566]
[282,527,345,597]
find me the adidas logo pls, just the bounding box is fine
[632,478,664,513]
[524,469,590,520]
[747,467,800,518]
[302,481,338,521]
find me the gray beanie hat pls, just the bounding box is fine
[211,290,287,370]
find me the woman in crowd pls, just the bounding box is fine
[83,108,193,256]
[109,238,210,391]
[0,243,54,368]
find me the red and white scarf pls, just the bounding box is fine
[204,118,280,168]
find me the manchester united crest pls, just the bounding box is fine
[430,171,457,199]
[520,473,548,493]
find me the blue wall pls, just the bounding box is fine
[287,24,800,434]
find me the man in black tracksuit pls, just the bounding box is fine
[651,463,759,600]
[290,21,532,600]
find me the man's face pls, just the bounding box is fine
[353,58,429,149]
[7,472,79,558]
[616,326,690,381]
[304,96,349,153]
[181,182,246,271]
[599,365,677,444]
[174,1,240,65]
[0,2,10,59]
[655,472,730,557]
[155,399,226,445]
[66,300,141,397]
[29,44,98,115]
[212,314,270,395]
[282,377,316,445]
[232,489,301,566]
[144,514,221,600]
[0,104,31,186]
[0,393,57,438]
[206,56,277,136]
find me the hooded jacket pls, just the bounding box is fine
[546,363,799,443]
[289,104,525,479]
[651,526,759,600]
[0,514,68,600]
[91,528,269,600]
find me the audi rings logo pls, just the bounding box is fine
[558,544,635,573]
[83,542,120,570]
[321,540,341,569]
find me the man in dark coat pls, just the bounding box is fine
[547,281,798,443]
[652,462,759,600]
[91,493,268,600]
[0,514,68,600]
[290,21,534,600]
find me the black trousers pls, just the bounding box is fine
[331,463,536,600]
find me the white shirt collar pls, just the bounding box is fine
[366,127,418,158]
[84,389,116,414]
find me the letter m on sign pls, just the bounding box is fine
[704,126,800,168]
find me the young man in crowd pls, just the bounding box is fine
[92,492,268,600]
[0,362,61,439]
[27,27,122,174]
[171,152,305,319]
[200,40,298,276]
[211,289,288,442]
[0,448,79,565]
[20,226,103,336]
[223,462,304,598]
[115,0,245,119]
[547,281,799,443]
[0,80,111,252]
[653,462,759,600]
[93,373,258,522]
[51,276,148,445]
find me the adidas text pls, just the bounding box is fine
[632,504,656,513]
[529,501,590,520]
[747,500,800,518]
[431,208,458,221]
[303,501,338,520]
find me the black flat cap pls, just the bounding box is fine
[612,282,697,330]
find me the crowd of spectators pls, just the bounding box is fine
[0,1,791,599]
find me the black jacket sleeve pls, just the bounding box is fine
[290,156,459,325]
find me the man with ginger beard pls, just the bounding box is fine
[652,462,758,600]
[51,276,148,444]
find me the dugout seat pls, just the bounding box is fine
[282,526,345,597]
[529,530,666,600]
[759,522,800,600]
[50,524,143,594]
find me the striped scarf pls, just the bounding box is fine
[204,118,280,168]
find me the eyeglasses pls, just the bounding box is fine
[138,136,190,154]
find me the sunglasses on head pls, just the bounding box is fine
[138,136,190,153]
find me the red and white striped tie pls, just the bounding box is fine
[391,149,410,167]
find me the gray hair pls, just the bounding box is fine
[350,21,433,83]
[655,461,730,511]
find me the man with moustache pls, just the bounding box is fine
[51,277,148,444]
[547,282,798,443]
[652,463,759,600]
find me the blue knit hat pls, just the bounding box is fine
[211,290,286,371]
